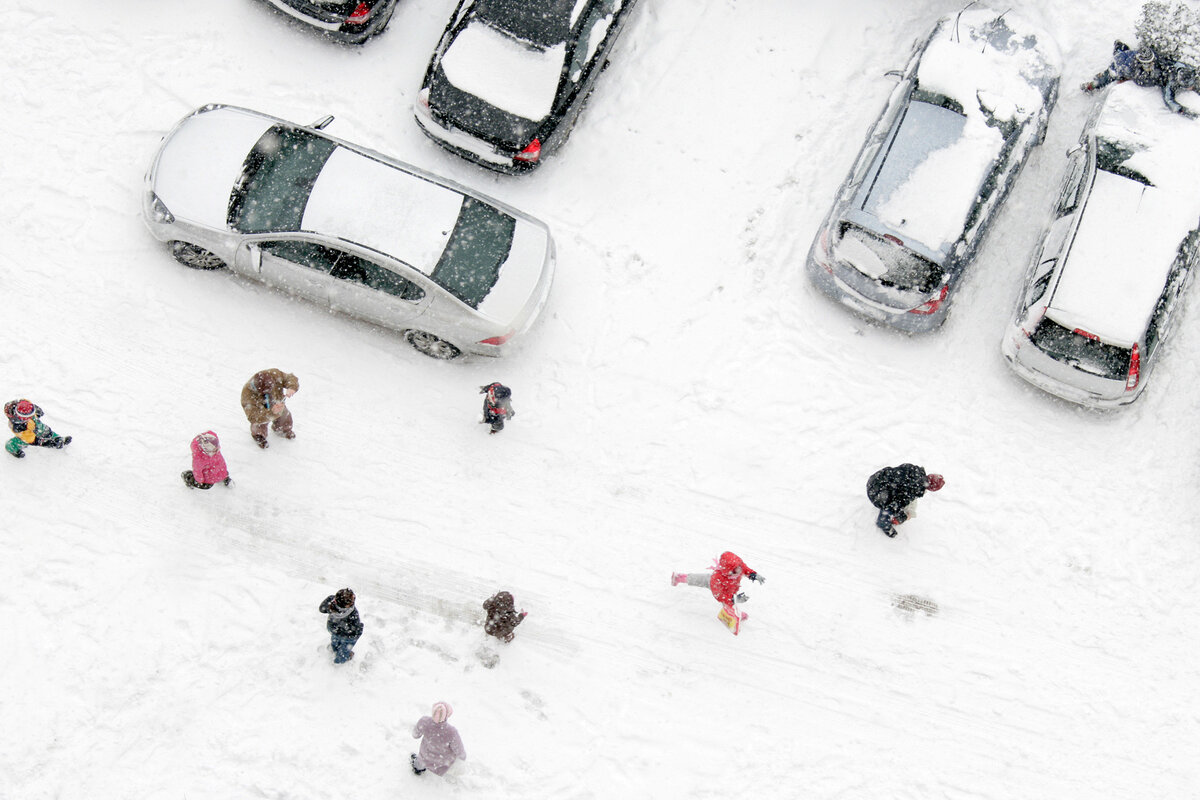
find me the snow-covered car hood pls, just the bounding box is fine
[439,19,565,122]
[151,106,271,228]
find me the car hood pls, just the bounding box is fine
[151,106,271,228]
[476,218,553,324]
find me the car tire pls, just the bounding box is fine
[404,330,462,360]
[169,241,227,270]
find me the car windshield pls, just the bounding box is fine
[1095,137,1152,186]
[474,0,579,47]
[227,126,338,234]
[429,197,517,308]
[1030,317,1131,380]
[836,224,943,294]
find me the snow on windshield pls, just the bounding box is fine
[873,8,1061,251]
[441,20,566,122]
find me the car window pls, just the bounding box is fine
[260,240,340,273]
[1031,317,1131,380]
[1056,152,1088,218]
[1145,294,1169,354]
[229,126,338,234]
[569,1,615,82]
[475,0,577,46]
[331,253,426,302]
[836,224,943,294]
[1095,137,1152,186]
[430,197,517,309]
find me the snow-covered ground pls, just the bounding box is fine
[3,1,1199,797]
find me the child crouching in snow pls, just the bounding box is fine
[182,431,231,489]
[411,702,466,777]
[672,551,764,633]
[5,399,71,458]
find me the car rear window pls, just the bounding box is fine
[475,0,578,46]
[1096,137,1152,186]
[836,224,943,294]
[429,197,517,308]
[1030,317,1131,380]
[228,126,337,234]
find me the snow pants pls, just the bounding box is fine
[331,633,359,664]
[6,426,66,457]
[250,407,293,441]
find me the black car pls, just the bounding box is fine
[415,0,640,172]
[259,0,400,44]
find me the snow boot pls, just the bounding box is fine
[252,434,269,449]
[278,430,296,440]
[11,449,25,459]
[671,572,686,586]
[182,471,198,489]
[52,435,71,449]
[410,754,426,775]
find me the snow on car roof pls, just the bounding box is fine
[153,107,272,227]
[303,147,464,275]
[1049,84,1200,345]
[869,8,1060,254]
[440,18,566,122]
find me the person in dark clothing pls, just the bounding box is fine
[866,464,945,538]
[479,382,514,434]
[5,399,71,458]
[1082,40,1195,115]
[483,591,527,643]
[319,588,363,664]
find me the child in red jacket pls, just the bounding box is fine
[671,551,764,628]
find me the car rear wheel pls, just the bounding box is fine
[404,330,461,360]
[169,241,227,270]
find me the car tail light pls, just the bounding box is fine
[417,87,430,110]
[514,139,541,164]
[346,3,371,25]
[479,331,513,347]
[1073,328,1099,340]
[883,233,905,247]
[1125,343,1140,391]
[908,284,948,315]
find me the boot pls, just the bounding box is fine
[52,435,71,449]
[252,434,269,449]
[277,430,296,440]
[671,572,686,586]
[182,471,198,489]
[410,754,425,775]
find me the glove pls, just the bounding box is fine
[885,528,898,538]
[747,571,764,584]
[1080,81,1095,92]
[735,592,749,603]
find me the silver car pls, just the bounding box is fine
[142,104,555,359]
[806,8,1060,332]
[1002,82,1200,407]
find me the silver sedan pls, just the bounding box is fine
[142,104,555,359]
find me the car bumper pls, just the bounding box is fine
[260,0,387,43]
[805,247,946,333]
[1000,332,1139,408]
[413,103,533,174]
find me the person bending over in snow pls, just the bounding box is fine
[182,431,232,490]
[411,702,466,777]
[866,463,944,538]
[672,551,764,617]
[479,382,514,434]
[5,399,71,459]
[240,368,299,449]
[483,591,528,643]
[319,588,363,664]
[1082,40,1196,116]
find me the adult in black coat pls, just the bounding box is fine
[319,588,364,664]
[866,464,945,538]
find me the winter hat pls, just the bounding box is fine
[195,432,220,456]
[335,588,355,608]
[14,400,35,418]
[431,702,453,724]
[926,474,945,492]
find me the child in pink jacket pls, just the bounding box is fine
[182,431,231,490]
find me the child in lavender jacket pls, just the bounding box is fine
[411,702,466,777]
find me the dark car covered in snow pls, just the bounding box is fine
[258,0,400,44]
[805,7,1061,332]
[414,0,641,172]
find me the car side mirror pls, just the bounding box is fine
[309,115,335,130]
[243,243,262,272]
[884,69,904,80]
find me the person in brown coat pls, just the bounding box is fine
[240,369,299,449]
[483,591,527,643]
